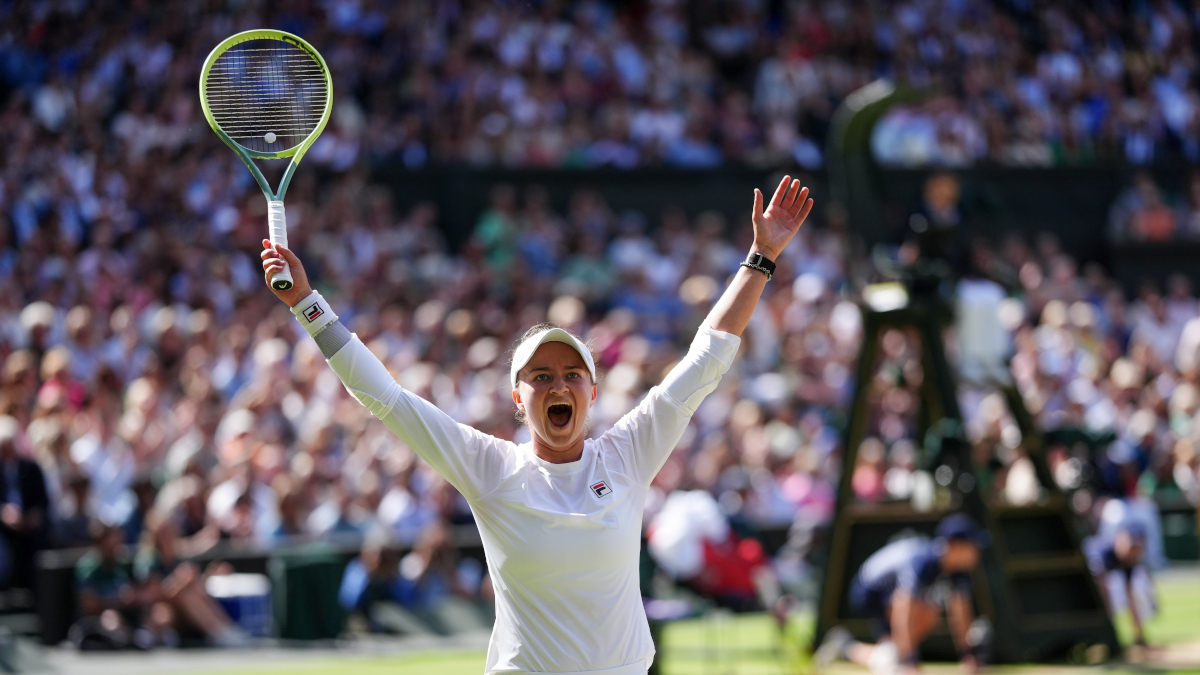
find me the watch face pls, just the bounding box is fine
[749,253,775,269]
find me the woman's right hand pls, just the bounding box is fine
[261,240,314,307]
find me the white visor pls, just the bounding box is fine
[510,328,597,387]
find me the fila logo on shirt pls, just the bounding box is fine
[303,303,324,322]
[590,481,612,498]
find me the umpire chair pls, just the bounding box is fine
[812,289,1121,663]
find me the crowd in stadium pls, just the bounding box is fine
[850,222,1200,540]
[2,0,1200,647]
[6,0,1200,172]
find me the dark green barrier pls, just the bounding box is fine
[36,528,488,646]
[1161,504,1200,561]
[269,547,346,641]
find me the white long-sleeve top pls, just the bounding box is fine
[323,323,740,675]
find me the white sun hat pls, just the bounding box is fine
[510,327,596,387]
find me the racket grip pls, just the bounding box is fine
[267,200,293,291]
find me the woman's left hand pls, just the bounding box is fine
[751,175,814,260]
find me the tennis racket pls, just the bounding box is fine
[199,29,333,291]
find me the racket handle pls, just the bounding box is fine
[267,200,293,291]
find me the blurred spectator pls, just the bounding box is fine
[1110,172,1179,242]
[1174,439,1200,507]
[394,522,492,634]
[0,417,49,590]
[132,512,246,647]
[339,531,411,634]
[339,525,491,636]
[55,475,94,549]
[646,490,778,612]
[1177,173,1200,238]
[899,172,965,269]
[1131,289,1180,364]
[71,523,137,650]
[1164,274,1198,332]
[70,405,135,527]
[471,185,520,276]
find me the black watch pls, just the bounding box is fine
[740,251,776,279]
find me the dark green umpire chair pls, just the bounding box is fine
[813,295,1121,663]
[815,77,1119,664]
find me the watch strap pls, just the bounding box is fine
[741,252,776,279]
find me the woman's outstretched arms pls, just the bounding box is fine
[704,175,813,336]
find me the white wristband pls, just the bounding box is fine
[291,291,337,337]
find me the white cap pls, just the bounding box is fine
[510,328,596,387]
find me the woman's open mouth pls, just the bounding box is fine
[547,403,573,429]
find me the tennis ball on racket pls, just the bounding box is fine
[264,132,277,143]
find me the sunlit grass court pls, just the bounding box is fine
[204,572,1200,675]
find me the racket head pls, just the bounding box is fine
[199,29,333,162]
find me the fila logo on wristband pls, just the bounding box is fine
[292,291,339,339]
[590,481,612,498]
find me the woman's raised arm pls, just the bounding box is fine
[600,178,812,482]
[261,242,513,501]
[704,175,813,336]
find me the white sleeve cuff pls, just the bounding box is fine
[290,290,338,337]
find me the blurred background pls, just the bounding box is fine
[1,0,1199,673]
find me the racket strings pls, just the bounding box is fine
[204,39,328,153]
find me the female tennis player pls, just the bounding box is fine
[261,176,812,675]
